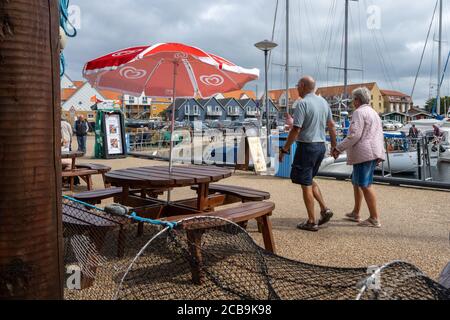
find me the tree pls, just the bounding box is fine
[424,96,450,114]
[0,1,62,299]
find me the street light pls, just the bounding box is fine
[255,40,278,158]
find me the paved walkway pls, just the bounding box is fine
[67,136,450,279]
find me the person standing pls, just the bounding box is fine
[61,115,73,152]
[74,115,89,153]
[332,87,385,228]
[408,124,419,139]
[279,76,338,232]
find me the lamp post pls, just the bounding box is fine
[255,40,278,157]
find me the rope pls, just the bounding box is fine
[411,0,439,99]
[129,212,178,230]
[63,195,105,211]
[59,0,77,77]
[60,0,77,38]
[62,195,178,229]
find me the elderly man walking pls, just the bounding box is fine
[74,115,89,153]
[332,87,385,228]
[280,76,337,232]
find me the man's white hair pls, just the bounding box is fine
[352,87,371,105]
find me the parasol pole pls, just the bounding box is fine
[168,60,179,203]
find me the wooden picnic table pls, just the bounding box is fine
[62,151,85,170]
[104,165,233,215]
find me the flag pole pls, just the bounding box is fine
[168,60,179,203]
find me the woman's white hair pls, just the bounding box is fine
[352,87,371,105]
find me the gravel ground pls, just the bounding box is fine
[65,137,450,280]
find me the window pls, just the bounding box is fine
[192,105,199,115]
[184,105,189,114]
[142,97,148,104]
[129,96,135,104]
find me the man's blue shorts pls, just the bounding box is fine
[291,142,326,187]
[352,160,377,188]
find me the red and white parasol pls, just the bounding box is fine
[83,43,259,98]
[83,43,259,201]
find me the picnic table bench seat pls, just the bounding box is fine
[63,200,130,289]
[76,163,112,173]
[191,184,270,203]
[73,187,124,204]
[164,201,276,285]
[62,169,98,192]
[76,163,112,188]
[73,187,169,205]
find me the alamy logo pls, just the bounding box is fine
[366,266,382,290]
[66,265,81,290]
[367,5,381,30]
[68,5,82,30]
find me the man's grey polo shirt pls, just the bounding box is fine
[292,93,332,143]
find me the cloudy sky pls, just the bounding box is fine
[64,0,450,106]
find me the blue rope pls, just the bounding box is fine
[59,0,77,77]
[60,0,77,38]
[62,195,178,229]
[60,53,66,78]
[63,195,105,211]
[130,212,178,230]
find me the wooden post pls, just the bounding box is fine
[0,0,63,299]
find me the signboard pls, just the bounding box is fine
[247,137,267,173]
[101,111,127,159]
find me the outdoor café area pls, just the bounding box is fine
[58,41,450,301]
[58,135,450,301]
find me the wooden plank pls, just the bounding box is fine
[120,195,162,208]
[165,202,275,223]
[192,184,270,201]
[125,168,196,185]
[209,185,270,197]
[105,171,173,187]
[151,166,232,180]
[143,166,224,181]
[257,215,276,254]
[62,169,97,177]
[173,194,226,210]
[136,167,211,184]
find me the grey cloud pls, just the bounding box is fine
[64,0,450,106]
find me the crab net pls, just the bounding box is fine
[62,198,450,301]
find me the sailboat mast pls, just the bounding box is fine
[437,0,443,115]
[285,0,290,114]
[344,0,349,100]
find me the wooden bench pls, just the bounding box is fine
[191,184,270,204]
[63,201,130,289]
[73,187,168,205]
[62,169,98,192]
[73,187,124,205]
[76,163,112,188]
[165,201,276,285]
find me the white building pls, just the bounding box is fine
[62,82,106,123]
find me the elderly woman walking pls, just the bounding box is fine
[333,87,385,228]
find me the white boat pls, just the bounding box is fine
[378,151,419,174]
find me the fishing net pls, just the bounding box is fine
[62,198,450,301]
